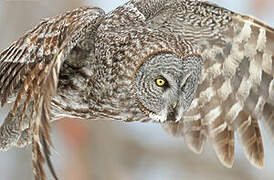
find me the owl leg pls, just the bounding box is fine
[0,104,31,151]
[16,116,61,148]
[0,111,22,151]
[16,128,32,148]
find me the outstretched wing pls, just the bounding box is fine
[142,1,274,168]
[183,14,273,168]
[0,6,105,180]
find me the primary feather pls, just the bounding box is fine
[0,0,273,179]
[0,6,105,180]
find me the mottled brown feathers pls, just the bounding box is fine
[139,0,274,168]
[0,6,105,180]
[0,0,273,179]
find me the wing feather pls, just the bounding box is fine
[157,0,274,168]
[162,121,184,137]
[0,6,105,180]
[183,102,206,154]
[236,111,264,168]
[198,13,273,168]
[195,14,273,167]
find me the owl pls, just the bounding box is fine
[0,0,273,179]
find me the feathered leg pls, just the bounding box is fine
[0,103,33,151]
[0,111,21,151]
[16,128,32,148]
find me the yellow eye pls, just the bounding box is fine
[156,78,166,87]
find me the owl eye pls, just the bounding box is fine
[155,77,168,87]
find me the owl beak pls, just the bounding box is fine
[149,102,180,123]
[172,102,177,109]
[166,102,178,122]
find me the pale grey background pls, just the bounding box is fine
[0,0,274,180]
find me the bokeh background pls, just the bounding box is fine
[0,0,274,180]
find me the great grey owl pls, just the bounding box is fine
[0,0,273,179]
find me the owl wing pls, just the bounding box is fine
[161,3,274,168]
[0,7,105,180]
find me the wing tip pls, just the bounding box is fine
[247,152,265,169]
[217,153,234,168]
[186,140,204,154]
[251,160,264,169]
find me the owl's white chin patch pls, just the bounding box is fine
[175,107,185,123]
[149,109,168,123]
[148,106,185,123]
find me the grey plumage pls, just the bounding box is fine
[0,0,273,179]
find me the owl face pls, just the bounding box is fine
[135,53,202,123]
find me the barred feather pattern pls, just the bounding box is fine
[0,0,274,179]
[154,2,274,168]
[0,6,105,180]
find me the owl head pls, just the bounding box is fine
[135,53,202,122]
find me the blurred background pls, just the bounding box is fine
[0,0,274,179]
